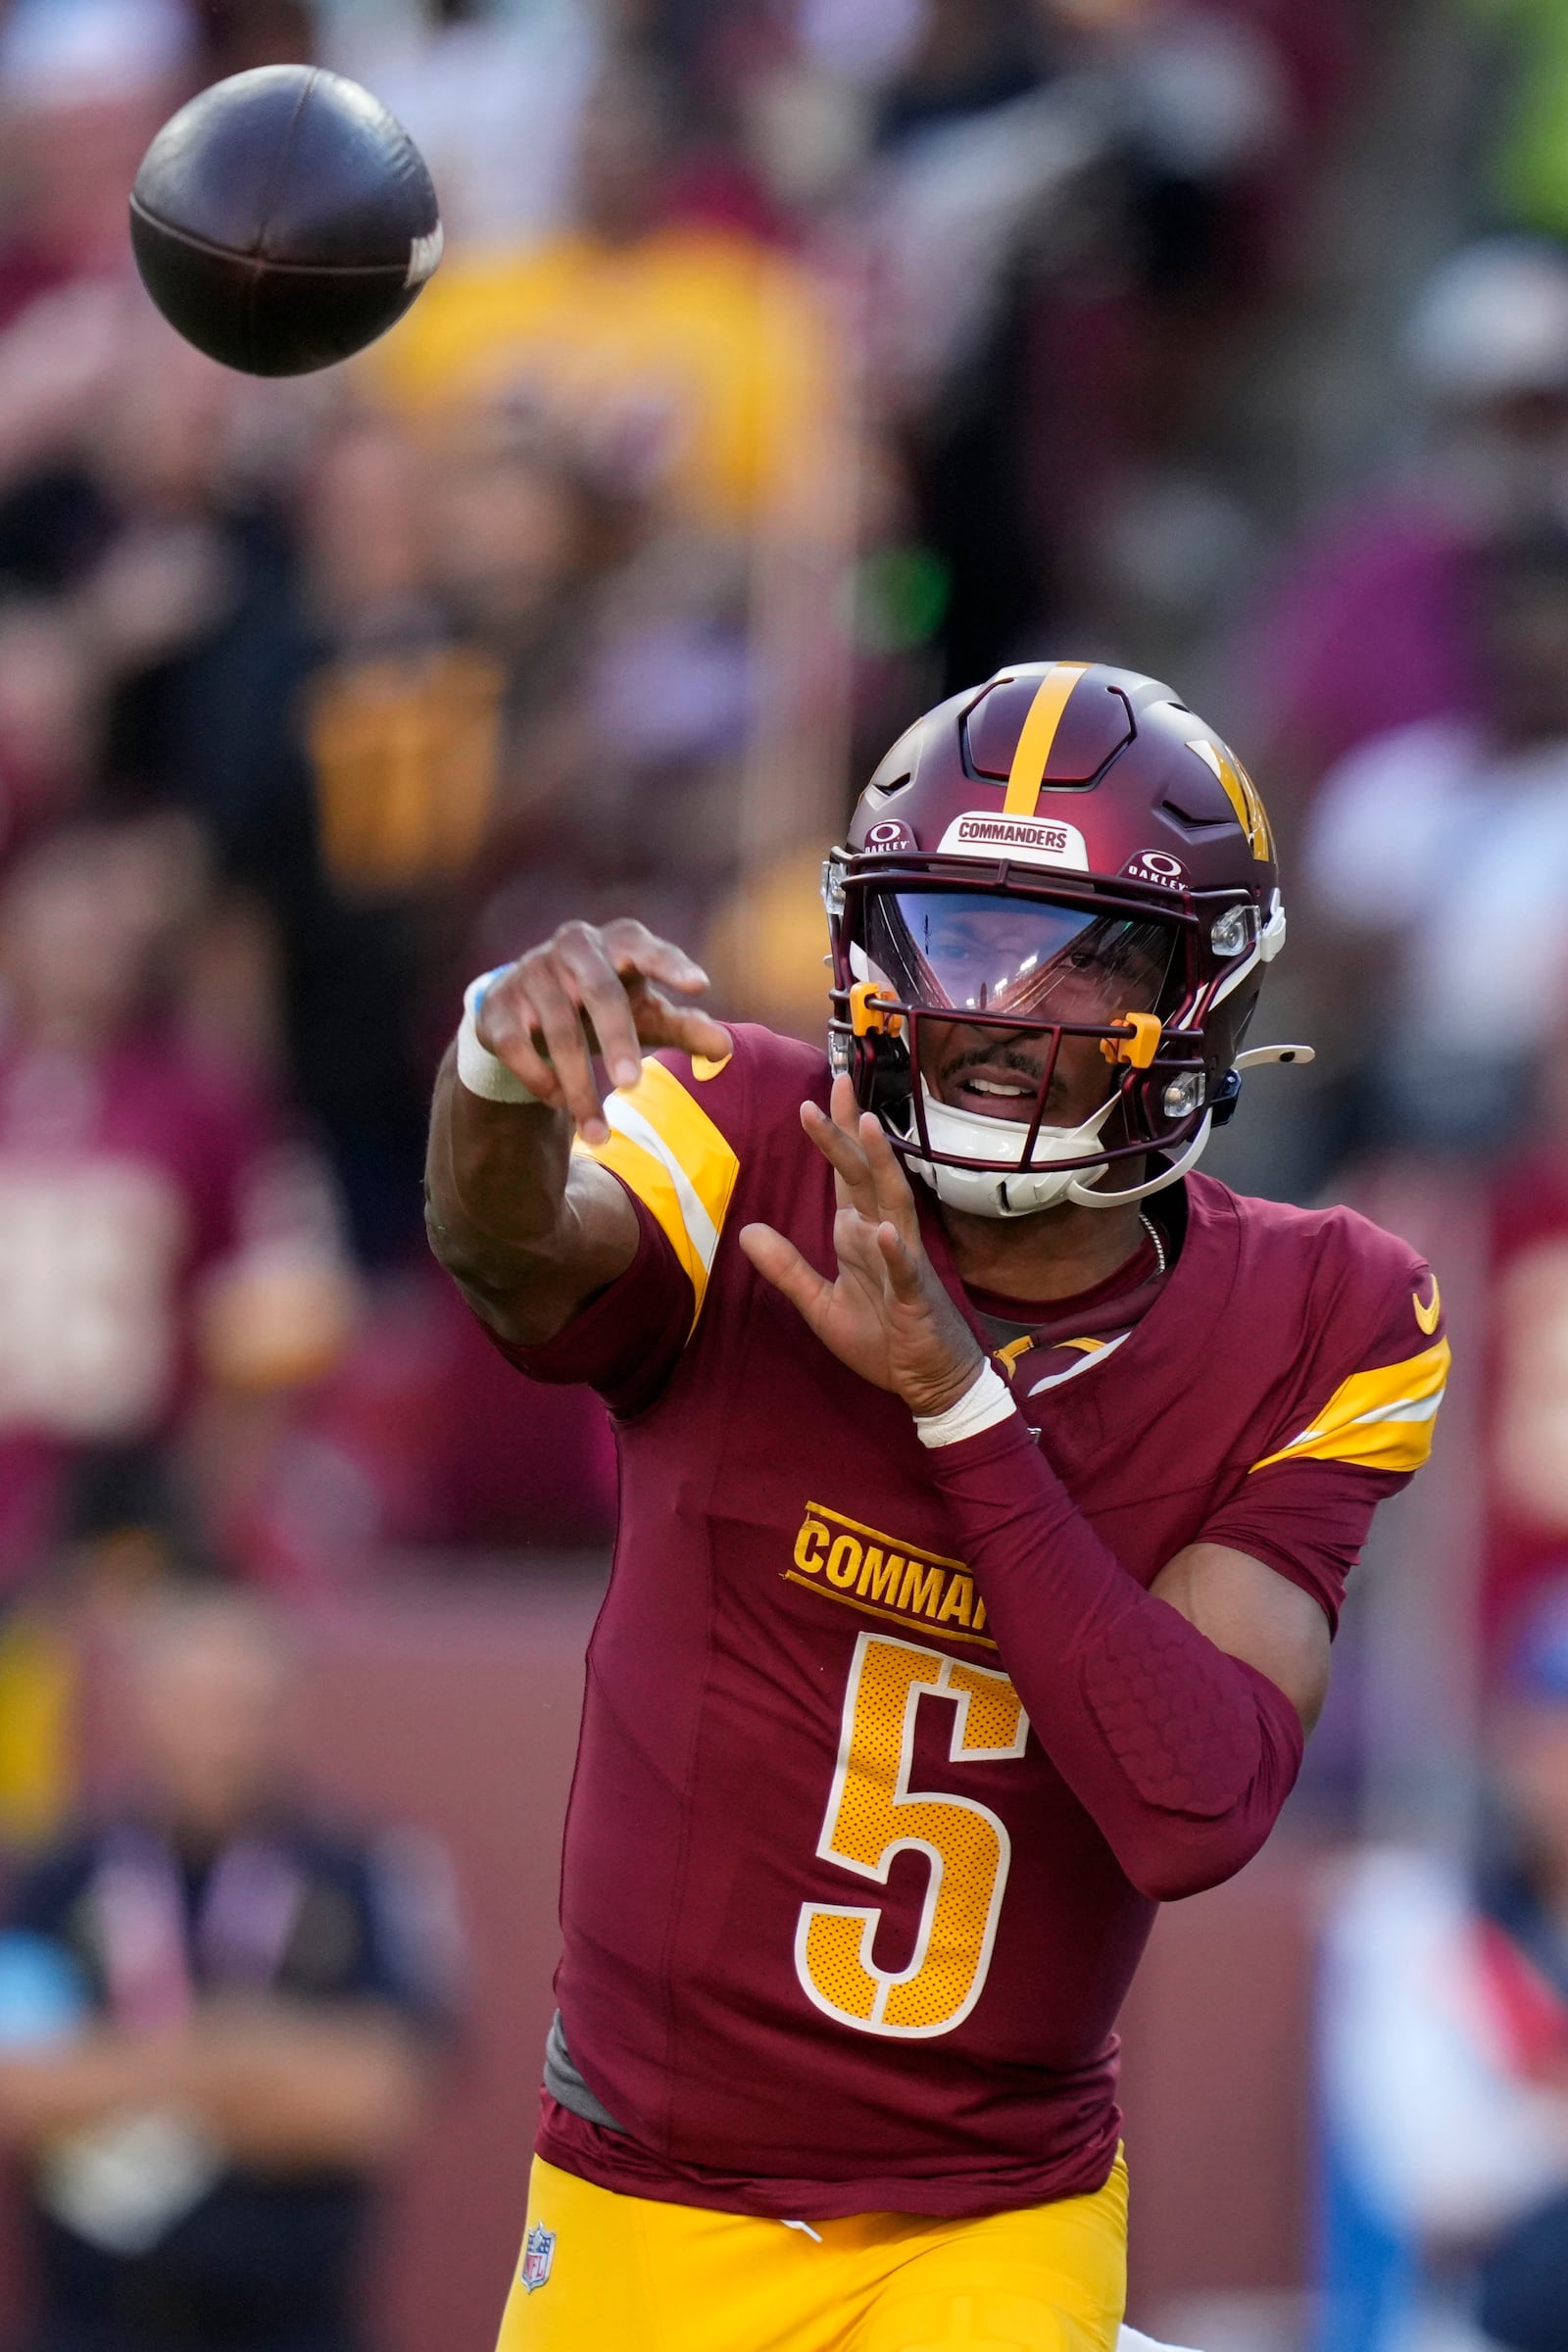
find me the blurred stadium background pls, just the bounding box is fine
[1,2,1568,2348]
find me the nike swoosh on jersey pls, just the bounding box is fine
[1413,1276,1442,1336]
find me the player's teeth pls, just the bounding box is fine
[969,1080,1030,1096]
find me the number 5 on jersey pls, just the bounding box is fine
[795,1632,1029,2038]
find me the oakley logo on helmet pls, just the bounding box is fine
[1121,851,1188,890]
[937,812,1090,870]
[864,819,914,851]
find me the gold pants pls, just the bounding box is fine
[496,2149,1129,2352]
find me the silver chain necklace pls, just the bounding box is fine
[1139,1210,1168,1278]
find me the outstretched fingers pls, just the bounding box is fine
[800,1108,878,1223]
[801,1101,868,1184]
[737,1222,836,1332]
[875,1219,927,1299]
[480,962,599,1130]
[470,920,730,1148]
[609,928,731,1061]
[625,975,732,1063]
[858,1111,922,1250]
[554,927,651,1089]
[799,1086,928,1261]
[603,922,710,996]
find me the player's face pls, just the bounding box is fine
[865,890,1172,1126]
[923,1017,1121,1127]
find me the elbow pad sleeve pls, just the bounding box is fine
[1080,1605,1296,1818]
[925,1412,1304,1896]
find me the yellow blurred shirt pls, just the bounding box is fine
[372,226,841,530]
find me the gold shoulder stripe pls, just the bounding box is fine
[1413,1275,1442,1337]
[1249,1336,1449,1477]
[572,1057,740,1332]
[1003,664,1089,816]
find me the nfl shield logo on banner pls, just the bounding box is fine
[520,2224,556,2293]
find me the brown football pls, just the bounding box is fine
[129,66,442,377]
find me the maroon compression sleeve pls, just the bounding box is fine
[926,1411,1304,1901]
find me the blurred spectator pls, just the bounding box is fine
[0,819,356,1586]
[1302,521,1568,1162]
[858,45,1107,683]
[1233,239,1568,831]
[860,0,1337,683]
[194,0,316,80]
[307,401,625,903]
[233,1264,617,1583]
[876,0,1043,143]
[0,297,320,986]
[293,399,660,1254]
[0,0,194,321]
[332,0,600,252]
[1467,1021,1568,1658]
[0,1592,457,2352]
[8,311,318,898]
[364,36,854,1150]
[372,46,842,536]
[1317,1583,1568,2352]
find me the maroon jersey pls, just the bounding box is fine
[504,1023,1446,2218]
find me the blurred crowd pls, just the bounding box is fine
[11,0,1568,2341]
[0,0,1388,1612]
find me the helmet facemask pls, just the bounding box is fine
[834,882,1210,1217]
[830,659,1298,1216]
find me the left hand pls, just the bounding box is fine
[738,1075,984,1418]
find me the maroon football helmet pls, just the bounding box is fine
[825,660,1300,1215]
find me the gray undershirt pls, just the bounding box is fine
[543,2010,626,2134]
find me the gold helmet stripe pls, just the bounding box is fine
[1002,663,1090,815]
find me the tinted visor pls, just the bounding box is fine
[864,890,1175,1022]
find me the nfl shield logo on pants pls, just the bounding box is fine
[520,2224,556,2293]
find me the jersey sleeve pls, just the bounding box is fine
[491,1192,694,1416]
[1201,1235,1448,1633]
[493,1028,772,1414]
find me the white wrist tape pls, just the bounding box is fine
[913,1360,1017,1448]
[456,969,539,1103]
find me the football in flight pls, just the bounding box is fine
[129,65,442,376]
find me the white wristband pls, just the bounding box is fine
[913,1360,1017,1448]
[456,969,539,1103]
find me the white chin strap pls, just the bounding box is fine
[901,1082,1197,1219]
[897,1043,1314,1220]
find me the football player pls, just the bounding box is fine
[425,662,1448,2352]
